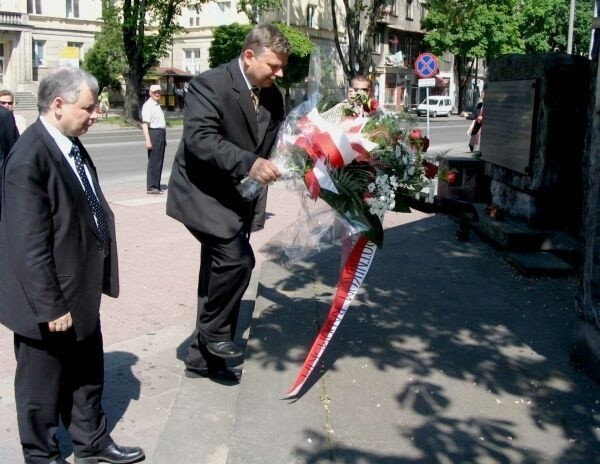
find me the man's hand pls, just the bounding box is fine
[48,312,73,332]
[145,141,153,150]
[248,158,281,185]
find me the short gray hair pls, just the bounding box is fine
[241,23,291,57]
[38,67,99,114]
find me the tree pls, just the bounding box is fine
[330,0,387,81]
[209,23,253,68]
[518,0,593,55]
[83,0,125,93]
[237,0,282,23]
[208,23,313,103]
[422,0,523,113]
[107,0,207,122]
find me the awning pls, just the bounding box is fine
[154,67,193,77]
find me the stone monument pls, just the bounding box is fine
[481,54,591,233]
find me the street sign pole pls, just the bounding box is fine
[414,53,439,139]
[426,86,430,138]
[417,77,436,138]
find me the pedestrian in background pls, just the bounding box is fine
[167,23,289,381]
[141,84,166,195]
[0,66,144,464]
[0,89,19,161]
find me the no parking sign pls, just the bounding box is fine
[414,53,439,79]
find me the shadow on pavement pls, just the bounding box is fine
[246,215,599,463]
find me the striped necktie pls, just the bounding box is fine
[69,143,111,256]
[251,87,260,112]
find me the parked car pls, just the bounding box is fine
[416,96,453,117]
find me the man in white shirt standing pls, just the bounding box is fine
[141,84,166,195]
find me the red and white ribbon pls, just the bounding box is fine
[285,235,377,398]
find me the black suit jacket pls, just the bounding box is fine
[166,58,285,239]
[0,105,19,162]
[0,119,119,340]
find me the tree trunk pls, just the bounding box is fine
[123,67,144,123]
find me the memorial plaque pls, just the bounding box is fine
[480,80,538,175]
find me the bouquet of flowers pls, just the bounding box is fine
[265,98,445,252]
[258,50,472,398]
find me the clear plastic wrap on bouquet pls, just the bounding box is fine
[257,47,442,267]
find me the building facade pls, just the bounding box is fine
[0,0,457,111]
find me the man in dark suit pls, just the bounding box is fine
[167,24,290,380]
[0,96,19,161]
[0,67,144,464]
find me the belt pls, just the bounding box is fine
[149,127,166,131]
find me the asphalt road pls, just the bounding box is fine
[79,117,472,191]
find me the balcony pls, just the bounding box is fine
[0,11,28,27]
[376,7,398,24]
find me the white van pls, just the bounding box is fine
[416,96,453,117]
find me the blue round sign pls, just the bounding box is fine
[414,53,439,79]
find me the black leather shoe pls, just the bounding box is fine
[185,366,242,382]
[206,341,243,358]
[74,443,145,463]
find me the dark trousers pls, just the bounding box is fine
[14,325,112,463]
[185,228,255,370]
[147,128,166,190]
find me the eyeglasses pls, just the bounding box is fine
[0,100,14,106]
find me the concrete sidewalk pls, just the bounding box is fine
[0,124,598,463]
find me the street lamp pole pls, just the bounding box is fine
[567,0,576,53]
[286,0,290,25]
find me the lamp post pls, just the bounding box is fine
[567,0,576,53]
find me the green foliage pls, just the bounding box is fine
[114,0,205,120]
[518,0,593,55]
[82,0,125,91]
[422,0,523,59]
[208,23,253,68]
[207,23,313,89]
[423,0,593,59]
[273,23,314,90]
[237,0,282,23]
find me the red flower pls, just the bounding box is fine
[410,129,423,140]
[446,171,457,184]
[422,160,438,179]
[368,99,379,112]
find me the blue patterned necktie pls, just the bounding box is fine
[69,143,111,255]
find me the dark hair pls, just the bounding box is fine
[241,23,291,57]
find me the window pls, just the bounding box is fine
[306,5,318,29]
[67,41,84,61]
[66,0,79,18]
[384,0,397,15]
[421,3,427,19]
[27,0,42,14]
[217,1,231,14]
[406,0,414,20]
[183,49,201,75]
[373,33,382,54]
[33,41,45,67]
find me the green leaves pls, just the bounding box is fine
[208,23,313,90]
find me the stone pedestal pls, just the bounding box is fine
[481,54,591,233]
